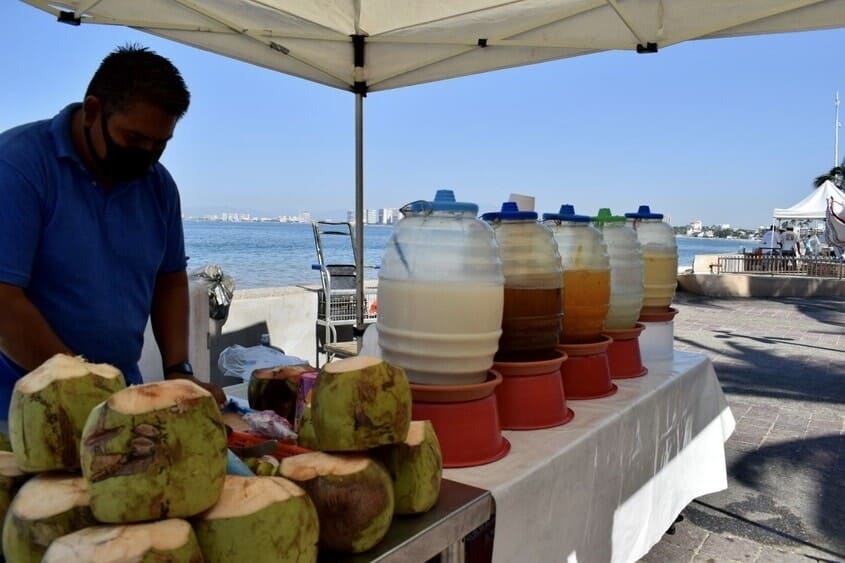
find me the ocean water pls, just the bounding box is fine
[184,221,752,290]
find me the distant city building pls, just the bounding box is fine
[379,208,401,224]
[346,208,403,225]
[686,219,703,236]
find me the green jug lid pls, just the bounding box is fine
[593,208,625,224]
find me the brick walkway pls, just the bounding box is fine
[640,293,845,563]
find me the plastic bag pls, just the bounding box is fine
[217,345,307,380]
[191,264,235,321]
[242,410,298,441]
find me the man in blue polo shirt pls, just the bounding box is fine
[0,44,225,417]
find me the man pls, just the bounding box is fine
[760,226,781,254]
[0,45,225,417]
[780,226,800,269]
[805,232,823,256]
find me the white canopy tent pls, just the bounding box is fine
[773,180,845,220]
[21,0,845,324]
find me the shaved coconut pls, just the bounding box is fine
[42,519,202,563]
[322,355,381,373]
[312,356,411,451]
[280,452,369,481]
[9,354,126,472]
[280,452,393,553]
[80,379,227,523]
[2,473,96,563]
[374,420,442,514]
[201,476,305,519]
[107,378,210,415]
[15,355,121,394]
[194,476,319,563]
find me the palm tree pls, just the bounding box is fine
[814,159,845,189]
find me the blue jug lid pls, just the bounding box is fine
[624,205,664,220]
[481,201,537,222]
[402,189,479,215]
[542,204,591,223]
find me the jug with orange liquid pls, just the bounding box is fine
[543,205,611,343]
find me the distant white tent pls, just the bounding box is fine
[773,180,845,220]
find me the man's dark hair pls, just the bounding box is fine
[85,44,190,118]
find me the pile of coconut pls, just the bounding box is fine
[248,355,444,553]
[0,354,319,562]
[0,353,442,561]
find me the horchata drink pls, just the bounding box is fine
[592,208,644,329]
[482,201,563,362]
[624,205,678,313]
[543,205,611,344]
[377,190,504,385]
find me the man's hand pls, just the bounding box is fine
[165,372,227,407]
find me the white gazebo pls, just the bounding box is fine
[773,180,845,220]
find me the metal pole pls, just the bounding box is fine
[835,91,840,167]
[355,92,365,337]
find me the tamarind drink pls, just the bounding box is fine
[482,202,563,362]
[561,269,610,343]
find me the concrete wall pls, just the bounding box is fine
[140,284,319,387]
[677,273,845,298]
[214,286,317,369]
[139,280,211,383]
[692,254,724,274]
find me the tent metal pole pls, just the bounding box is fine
[355,92,365,343]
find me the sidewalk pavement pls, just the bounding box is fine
[640,292,845,563]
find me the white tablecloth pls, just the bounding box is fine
[444,351,735,563]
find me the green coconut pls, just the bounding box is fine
[0,452,27,530]
[248,364,313,423]
[8,354,126,472]
[79,379,228,523]
[2,473,97,563]
[311,356,411,451]
[255,455,280,476]
[374,420,442,515]
[41,519,203,562]
[296,406,319,450]
[194,475,319,563]
[280,451,394,554]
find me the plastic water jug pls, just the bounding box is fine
[592,208,644,329]
[378,190,504,385]
[624,205,678,313]
[482,202,562,361]
[543,205,611,343]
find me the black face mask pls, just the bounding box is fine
[84,115,161,182]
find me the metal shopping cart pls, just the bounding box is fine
[311,221,378,367]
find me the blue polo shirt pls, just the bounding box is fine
[0,104,187,415]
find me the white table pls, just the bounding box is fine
[444,351,735,563]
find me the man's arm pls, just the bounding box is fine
[151,270,226,405]
[0,282,73,370]
[151,270,190,371]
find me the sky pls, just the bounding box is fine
[1,2,843,229]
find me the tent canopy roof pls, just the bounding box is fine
[773,180,845,220]
[22,0,845,92]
